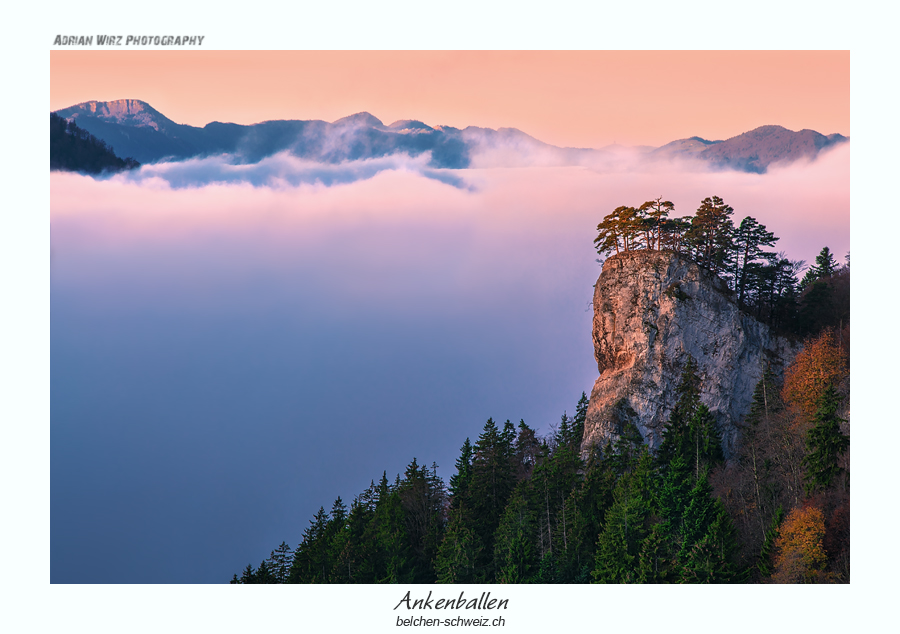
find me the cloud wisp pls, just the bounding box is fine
[108,151,473,190]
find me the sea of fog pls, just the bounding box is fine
[50,146,849,583]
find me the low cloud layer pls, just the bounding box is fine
[50,143,849,583]
[86,138,851,216]
[107,150,472,190]
[54,141,849,282]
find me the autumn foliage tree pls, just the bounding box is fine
[782,330,849,424]
[771,505,830,583]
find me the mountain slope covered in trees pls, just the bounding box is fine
[50,112,140,174]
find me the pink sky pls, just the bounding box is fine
[50,51,848,148]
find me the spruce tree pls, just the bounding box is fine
[802,384,849,494]
[800,246,839,288]
[267,541,293,583]
[676,472,739,583]
[592,452,655,583]
[467,418,517,579]
[574,392,589,443]
[494,488,538,583]
[448,438,474,508]
[435,512,482,583]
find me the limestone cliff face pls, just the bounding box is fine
[582,250,796,459]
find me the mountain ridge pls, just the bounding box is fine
[52,99,848,172]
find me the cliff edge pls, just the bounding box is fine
[582,250,796,459]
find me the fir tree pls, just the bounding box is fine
[573,392,589,443]
[802,385,849,495]
[676,472,739,583]
[467,418,517,579]
[800,246,839,288]
[592,452,655,583]
[756,507,785,578]
[267,541,293,583]
[494,488,538,583]
[435,511,482,583]
[255,560,276,584]
[448,438,474,507]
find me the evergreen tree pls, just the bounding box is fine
[325,498,350,583]
[657,356,723,480]
[494,488,538,583]
[657,356,702,468]
[592,451,655,583]
[659,216,693,254]
[637,523,672,583]
[254,560,277,584]
[467,418,517,579]
[799,280,836,336]
[290,506,331,583]
[802,385,849,495]
[562,450,617,582]
[435,511,482,583]
[448,438,474,508]
[688,403,724,480]
[267,541,293,583]
[50,112,141,174]
[676,472,740,583]
[339,488,377,583]
[685,196,735,275]
[756,507,785,578]
[367,472,413,583]
[573,392,589,443]
[397,459,446,582]
[514,421,541,482]
[732,216,778,305]
[800,246,839,288]
[638,198,675,250]
[594,207,627,257]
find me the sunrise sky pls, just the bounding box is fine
[50,51,849,148]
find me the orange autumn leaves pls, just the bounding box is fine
[771,505,830,583]
[782,331,849,425]
[768,329,849,583]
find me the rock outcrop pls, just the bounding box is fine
[581,250,796,459]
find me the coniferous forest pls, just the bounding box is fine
[50,112,140,174]
[232,196,849,584]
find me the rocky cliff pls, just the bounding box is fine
[581,250,796,459]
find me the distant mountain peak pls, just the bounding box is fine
[332,112,384,128]
[744,124,789,134]
[56,99,172,132]
[76,98,155,114]
[387,119,433,131]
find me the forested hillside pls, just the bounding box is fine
[50,112,140,174]
[232,196,849,584]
